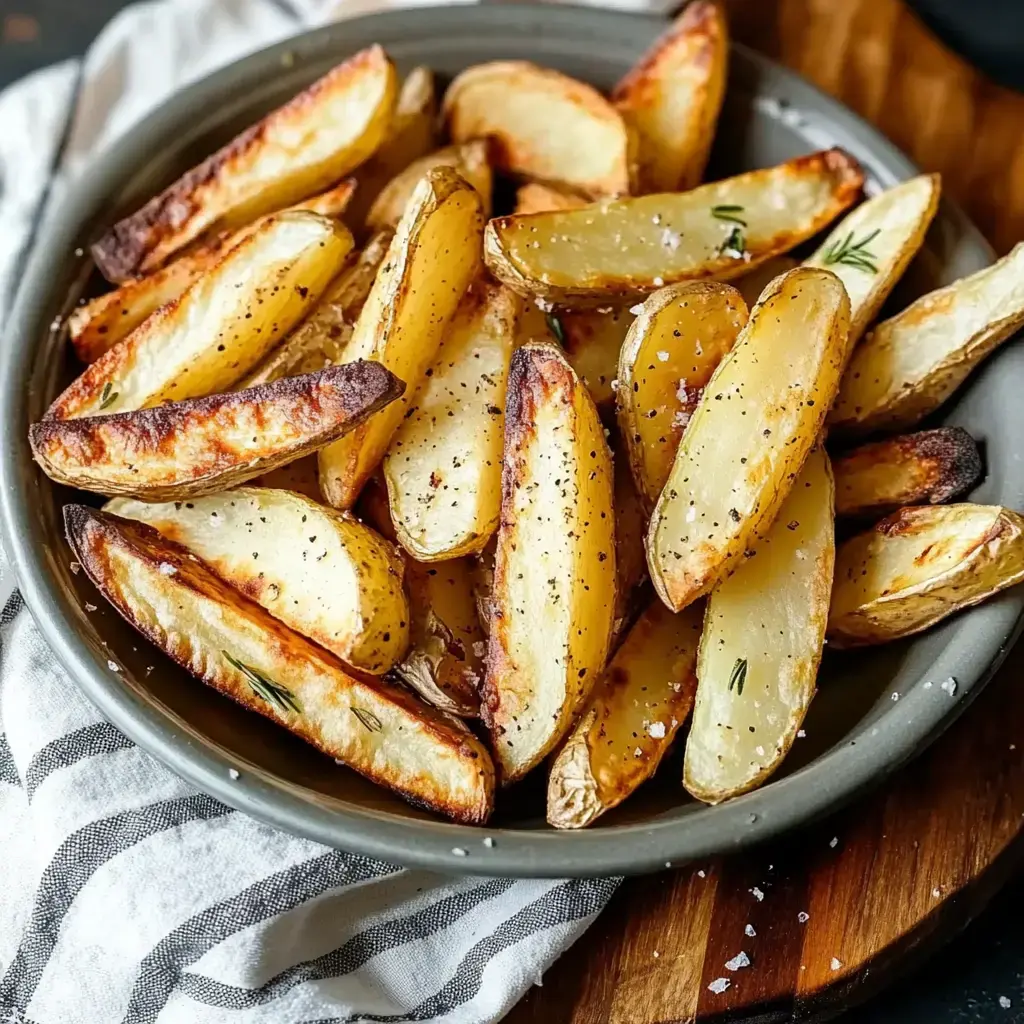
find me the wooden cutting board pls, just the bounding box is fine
[505,0,1024,1020]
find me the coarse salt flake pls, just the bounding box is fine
[482,837,495,848]
[452,847,468,857]
[745,924,756,937]
[648,721,666,739]
[751,886,764,901]
[891,692,900,702]
[657,350,670,362]
[653,276,665,287]
[725,952,751,971]
[661,228,682,251]
[697,869,706,878]
[999,996,1012,1009]
[797,729,806,738]
[630,303,645,314]
[634,747,643,758]
[940,676,958,696]
[707,978,730,994]
[830,958,843,971]
[653,950,660,958]
[798,911,810,923]
[158,562,177,576]
[829,837,838,848]
[228,768,240,780]
[107,661,120,673]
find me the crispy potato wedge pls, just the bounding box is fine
[612,0,728,193]
[547,599,702,828]
[482,343,616,783]
[647,267,850,611]
[833,426,982,519]
[107,487,408,674]
[684,444,834,803]
[804,174,940,345]
[366,141,493,231]
[238,229,392,389]
[514,183,588,216]
[318,168,484,510]
[830,242,1024,436]
[557,308,635,410]
[828,504,1024,647]
[484,148,864,308]
[443,61,633,199]
[733,254,798,308]
[395,556,486,718]
[253,456,321,502]
[66,505,493,823]
[69,180,360,366]
[613,446,649,641]
[92,47,397,280]
[52,213,352,421]
[32,362,403,500]
[617,282,748,507]
[384,280,520,560]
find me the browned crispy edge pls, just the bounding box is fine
[64,504,494,823]
[91,47,386,282]
[833,426,983,518]
[31,361,404,497]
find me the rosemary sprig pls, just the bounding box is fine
[545,313,566,346]
[222,651,301,714]
[352,706,384,733]
[99,381,119,410]
[728,657,748,696]
[717,225,746,259]
[822,228,880,274]
[711,204,748,226]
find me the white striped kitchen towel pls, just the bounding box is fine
[0,0,678,1019]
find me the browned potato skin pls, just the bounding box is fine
[833,426,982,519]
[30,362,403,500]
[92,47,395,281]
[65,505,494,823]
[612,0,727,192]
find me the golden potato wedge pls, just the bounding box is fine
[366,141,493,231]
[318,168,484,510]
[92,47,396,280]
[484,148,864,308]
[828,504,1024,647]
[31,362,403,501]
[238,229,393,389]
[395,556,486,718]
[444,61,633,199]
[733,254,798,308]
[514,183,588,216]
[253,456,321,502]
[107,487,408,674]
[547,599,702,829]
[65,505,493,823]
[833,426,982,519]
[69,180,360,366]
[804,174,940,345]
[647,267,850,611]
[612,446,649,642]
[830,242,1024,435]
[617,282,748,507]
[384,279,520,560]
[482,343,616,783]
[684,444,834,803]
[51,213,352,421]
[557,308,635,410]
[612,0,728,193]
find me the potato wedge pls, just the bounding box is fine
[238,229,392,389]
[548,599,702,828]
[318,168,484,510]
[616,282,748,507]
[830,242,1024,435]
[612,0,728,193]
[733,254,798,308]
[31,362,403,500]
[514,183,588,216]
[482,343,616,783]
[92,47,396,280]
[804,174,940,345]
[833,426,982,519]
[107,487,408,674]
[558,308,635,410]
[69,180,360,366]
[612,447,649,641]
[647,267,850,611]
[253,456,321,502]
[384,280,519,560]
[395,556,486,718]
[51,213,352,421]
[684,444,834,803]
[828,504,1024,647]
[366,141,492,231]
[65,505,493,823]
[484,148,864,308]
[443,61,633,199]
[471,539,496,636]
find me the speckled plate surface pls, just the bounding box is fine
[2,3,1021,877]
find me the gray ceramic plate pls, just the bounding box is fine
[2,3,1022,878]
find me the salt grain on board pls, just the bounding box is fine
[830,958,843,971]
[750,886,764,901]
[745,924,756,937]
[725,952,751,971]
[798,911,810,923]
[707,978,731,995]
[940,677,958,696]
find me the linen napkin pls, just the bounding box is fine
[0,0,681,1019]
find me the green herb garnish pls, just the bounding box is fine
[717,225,746,258]
[711,204,747,226]
[352,707,383,733]
[822,228,880,274]
[222,652,301,714]
[99,381,119,410]
[728,657,748,696]
[545,313,566,346]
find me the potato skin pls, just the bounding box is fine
[64,505,494,823]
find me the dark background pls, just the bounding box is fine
[1,0,1023,1020]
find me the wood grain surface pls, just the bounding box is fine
[504,0,1024,1020]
